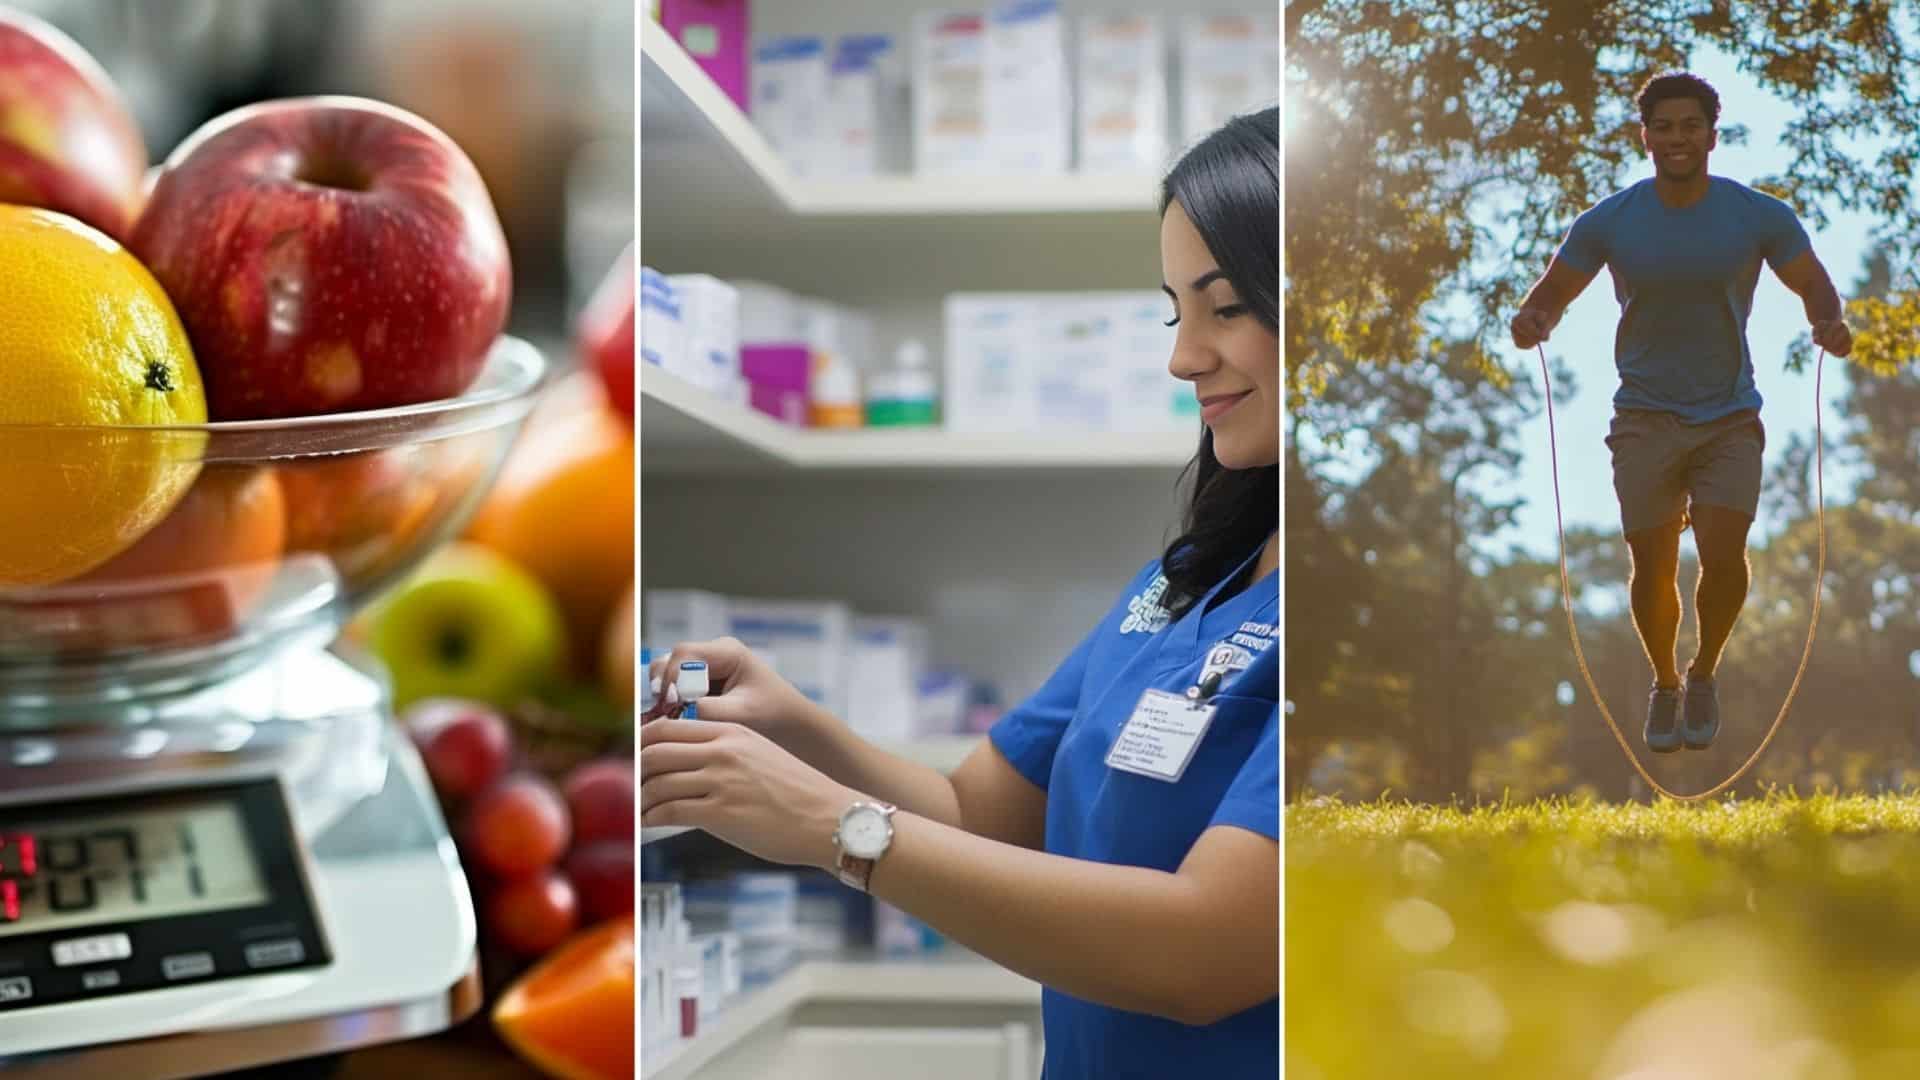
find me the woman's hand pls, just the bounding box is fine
[639,717,856,870]
[645,636,819,739]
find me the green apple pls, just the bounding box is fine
[367,542,567,710]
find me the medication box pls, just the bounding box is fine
[825,34,893,177]
[644,589,731,653]
[640,267,685,376]
[847,617,929,742]
[1077,15,1167,174]
[660,0,750,111]
[943,292,1188,433]
[1179,15,1279,145]
[752,36,830,176]
[736,280,811,423]
[667,274,741,396]
[985,0,1070,174]
[727,599,851,720]
[943,293,1034,432]
[913,11,990,175]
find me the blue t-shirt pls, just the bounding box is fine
[1555,176,1811,423]
[989,552,1279,1079]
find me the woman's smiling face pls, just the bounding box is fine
[1160,198,1280,469]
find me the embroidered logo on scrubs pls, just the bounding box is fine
[1201,643,1255,685]
[1229,620,1276,652]
[1198,622,1275,685]
[1119,573,1172,635]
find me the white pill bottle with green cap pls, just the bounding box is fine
[865,339,939,426]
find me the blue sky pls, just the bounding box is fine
[1492,45,1883,560]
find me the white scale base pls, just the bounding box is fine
[0,651,480,1078]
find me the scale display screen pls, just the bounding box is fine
[0,798,269,939]
[0,780,327,1014]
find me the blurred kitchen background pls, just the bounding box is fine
[13,0,634,358]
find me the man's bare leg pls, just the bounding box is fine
[1626,518,1686,688]
[1687,504,1755,679]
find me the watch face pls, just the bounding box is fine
[842,806,890,859]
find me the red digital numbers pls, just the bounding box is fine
[0,832,35,925]
[0,833,34,877]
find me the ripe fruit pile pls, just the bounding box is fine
[1,8,510,429]
[0,7,511,604]
[405,698,635,960]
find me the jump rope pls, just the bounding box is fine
[1537,341,1826,801]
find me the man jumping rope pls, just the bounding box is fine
[1510,71,1852,755]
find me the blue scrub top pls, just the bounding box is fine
[989,550,1279,1079]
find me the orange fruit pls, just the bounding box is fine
[0,205,206,587]
[277,448,441,586]
[57,466,287,651]
[469,374,633,674]
[493,915,634,1080]
[601,581,634,709]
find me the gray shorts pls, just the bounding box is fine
[1604,407,1765,535]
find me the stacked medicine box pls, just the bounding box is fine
[741,4,1278,180]
[943,291,1197,434]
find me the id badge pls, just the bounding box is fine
[1105,688,1215,783]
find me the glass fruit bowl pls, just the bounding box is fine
[0,336,549,713]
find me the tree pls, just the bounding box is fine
[1287,343,1545,800]
[1282,436,1373,800]
[1285,0,1920,413]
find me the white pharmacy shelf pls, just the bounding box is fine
[643,951,1041,1080]
[642,825,698,845]
[640,18,1159,222]
[641,737,985,846]
[640,366,1194,473]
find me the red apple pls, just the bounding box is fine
[0,10,147,241]
[130,96,512,421]
[575,243,634,425]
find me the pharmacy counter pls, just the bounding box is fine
[644,950,1044,1080]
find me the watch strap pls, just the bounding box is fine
[834,854,877,892]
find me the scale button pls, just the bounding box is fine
[245,939,306,969]
[52,933,133,968]
[82,970,121,991]
[0,976,30,1003]
[162,952,215,981]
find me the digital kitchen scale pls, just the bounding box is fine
[0,338,547,1078]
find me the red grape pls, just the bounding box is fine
[562,759,634,846]
[464,774,570,878]
[404,698,512,800]
[486,870,579,958]
[564,841,634,922]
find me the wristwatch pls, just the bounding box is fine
[831,800,897,893]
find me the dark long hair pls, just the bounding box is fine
[1159,107,1280,619]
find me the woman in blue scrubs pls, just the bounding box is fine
[641,107,1279,1078]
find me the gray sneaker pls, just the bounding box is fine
[1683,673,1720,750]
[1646,683,1682,753]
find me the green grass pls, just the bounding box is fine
[1287,793,1920,1080]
